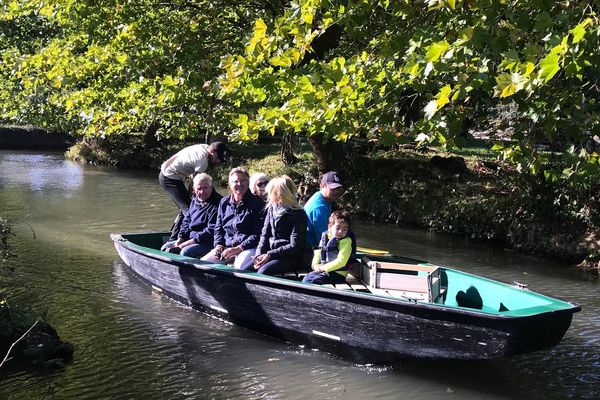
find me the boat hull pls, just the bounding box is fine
[112,233,580,362]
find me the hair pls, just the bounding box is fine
[249,172,269,194]
[266,175,302,209]
[329,210,351,228]
[228,166,249,180]
[193,173,213,187]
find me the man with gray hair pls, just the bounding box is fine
[162,173,223,258]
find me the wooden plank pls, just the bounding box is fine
[346,276,369,291]
[335,282,354,291]
[385,289,428,302]
[368,287,393,297]
[283,272,298,280]
[375,262,438,273]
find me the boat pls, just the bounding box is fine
[111,231,581,362]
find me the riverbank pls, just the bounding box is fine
[1,217,74,371]
[0,126,73,151]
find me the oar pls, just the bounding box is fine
[357,246,390,256]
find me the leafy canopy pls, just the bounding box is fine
[218,0,600,186]
[0,0,276,139]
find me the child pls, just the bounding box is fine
[302,210,353,285]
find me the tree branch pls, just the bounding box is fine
[0,320,38,369]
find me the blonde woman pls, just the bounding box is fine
[241,175,308,275]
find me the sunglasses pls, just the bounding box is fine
[256,181,268,188]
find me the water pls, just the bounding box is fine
[0,150,598,399]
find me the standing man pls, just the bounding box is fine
[304,171,344,248]
[159,141,229,240]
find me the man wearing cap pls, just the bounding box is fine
[303,171,344,248]
[159,141,229,240]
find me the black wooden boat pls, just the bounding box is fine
[111,232,581,362]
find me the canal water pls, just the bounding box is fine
[0,150,598,399]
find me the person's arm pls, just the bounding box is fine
[238,199,265,250]
[268,211,307,259]
[178,210,191,241]
[190,204,218,244]
[212,202,226,247]
[320,237,352,273]
[256,208,272,256]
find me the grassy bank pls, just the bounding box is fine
[65,136,600,275]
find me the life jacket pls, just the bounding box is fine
[319,230,357,270]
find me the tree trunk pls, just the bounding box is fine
[308,134,345,173]
[280,132,297,165]
[143,121,160,149]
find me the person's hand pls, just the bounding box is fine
[314,264,325,272]
[253,253,269,268]
[221,246,242,259]
[175,238,185,247]
[214,245,225,258]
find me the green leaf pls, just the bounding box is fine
[538,52,560,82]
[425,41,450,62]
[494,73,515,98]
[571,18,592,44]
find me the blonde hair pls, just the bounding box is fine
[266,175,302,209]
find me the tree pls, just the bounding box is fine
[218,0,600,181]
[0,0,282,142]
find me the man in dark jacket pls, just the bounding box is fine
[201,167,265,268]
[162,173,222,257]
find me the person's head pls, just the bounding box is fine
[319,171,344,201]
[207,141,230,165]
[328,210,351,239]
[228,166,250,199]
[192,173,214,202]
[266,175,302,209]
[249,172,269,200]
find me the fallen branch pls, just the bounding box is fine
[0,320,38,369]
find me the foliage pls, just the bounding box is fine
[0,0,278,139]
[2,1,600,188]
[218,0,600,188]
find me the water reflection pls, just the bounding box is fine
[0,151,83,195]
[0,150,599,400]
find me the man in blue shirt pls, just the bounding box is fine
[304,171,344,248]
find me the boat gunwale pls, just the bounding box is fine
[111,233,581,322]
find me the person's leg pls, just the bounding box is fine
[302,271,319,283]
[239,258,256,271]
[201,250,234,265]
[306,271,347,285]
[160,239,177,252]
[200,250,220,263]
[233,248,256,269]
[257,258,297,276]
[159,172,191,240]
[180,243,212,258]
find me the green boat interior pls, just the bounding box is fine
[119,232,575,317]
